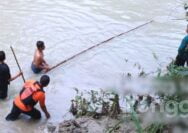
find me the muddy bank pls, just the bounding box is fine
[39,116,137,133]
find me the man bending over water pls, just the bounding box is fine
[31,41,50,74]
[6,75,51,121]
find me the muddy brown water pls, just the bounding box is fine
[0,0,187,132]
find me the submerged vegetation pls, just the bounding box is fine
[43,56,188,133]
[67,59,188,133]
[144,123,168,133]
[70,88,121,119]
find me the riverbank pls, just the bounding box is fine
[39,64,188,133]
[40,116,137,133]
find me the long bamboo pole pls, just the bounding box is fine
[10,46,26,82]
[48,20,154,72]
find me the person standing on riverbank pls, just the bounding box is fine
[175,25,188,66]
[6,75,51,121]
[31,41,50,74]
[0,51,22,99]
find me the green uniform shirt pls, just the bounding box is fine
[178,35,188,55]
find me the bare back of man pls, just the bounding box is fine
[33,50,44,68]
[31,41,50,74]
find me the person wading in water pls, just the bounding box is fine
[6,75,51,121]
[31,41,50,74]
[175,25,188,66]
[0,51,22,99]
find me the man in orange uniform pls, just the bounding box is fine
[6,75,51,121]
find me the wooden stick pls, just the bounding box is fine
[10,46,26,82]
[171,18,186,20]
[48,20,154,72]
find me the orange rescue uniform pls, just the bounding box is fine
[14,80,46,112]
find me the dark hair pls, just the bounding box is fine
[40,75,50,87]
[0,51,6,62]
[36,41,45,49]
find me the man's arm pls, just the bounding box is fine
[37,56,50,70]
[42,59,48,65]
[39,94,51,119]
[9,72,22,82]
[41,105,50,119]
[38,64,49,69]
[42,58,50,69]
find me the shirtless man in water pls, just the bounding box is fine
[31,41,50,74]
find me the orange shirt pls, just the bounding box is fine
[14,91,45,112]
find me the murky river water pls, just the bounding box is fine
[0,0,187,132]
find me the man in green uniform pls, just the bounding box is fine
[175,25,188,66]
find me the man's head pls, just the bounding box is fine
[0,51,6,62]
[40,75,50,87]
[36,41,45,51]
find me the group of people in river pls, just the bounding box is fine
[0,41,51,121]
[1,24,188,122]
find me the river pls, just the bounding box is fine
[0,0,187,132]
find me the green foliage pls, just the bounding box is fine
[105,120,123,133]
[69,60,188,132]
[70,89,121,118]
[159,63,188,80]
[130,107,143,133]
[144,123,167,133]
[126,97,143,133]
